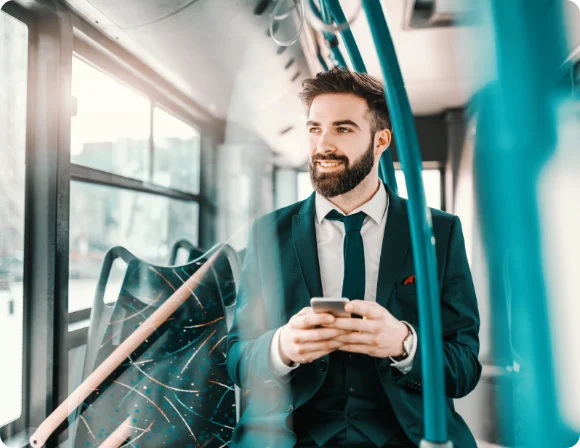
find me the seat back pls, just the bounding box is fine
[168,238,205,265]
[73,244,240,447]
[81,246,137,380]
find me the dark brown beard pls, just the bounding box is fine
[309,140,375,198]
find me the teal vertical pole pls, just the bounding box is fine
[324,0,367,72]
[321,0,398,194]
[475,1,573,447]
[361,1,448,445]
[313,0,348,68]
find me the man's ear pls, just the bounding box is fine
[375,129,392,156]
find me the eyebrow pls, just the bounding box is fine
[306,120,361,130]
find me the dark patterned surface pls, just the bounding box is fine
[73,255,236,447]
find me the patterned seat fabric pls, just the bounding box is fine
[73,250,237,447]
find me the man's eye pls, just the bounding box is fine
[309,128,320,134]
[337,127,351,133]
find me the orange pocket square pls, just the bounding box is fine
[403,275,416,285]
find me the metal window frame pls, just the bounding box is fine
[0,2,35,441]
[3,3,77,445]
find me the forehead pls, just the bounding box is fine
[309,93,370,126]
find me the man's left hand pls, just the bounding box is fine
[321,300,409,358]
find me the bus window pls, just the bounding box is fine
[153,106,201,195]
[0,10,27,427]
[71,56,150,180]
[395,168,443,210]
[68,183,199,312]
[68,56,201,313]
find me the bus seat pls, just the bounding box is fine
[71,244,241,447]
[168,238,206,265]
[81,246,138,379]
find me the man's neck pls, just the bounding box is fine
[326,174,381,215]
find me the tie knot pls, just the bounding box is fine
[326,210,366,232]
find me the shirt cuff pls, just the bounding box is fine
[269,327,300,377]
[389,321,417,374]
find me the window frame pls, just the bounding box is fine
[0,2,35,441]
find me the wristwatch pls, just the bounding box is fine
[392,322,414,362]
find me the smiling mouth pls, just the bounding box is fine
[316,161,344,168]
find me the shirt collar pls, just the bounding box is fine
[315,182,388,225]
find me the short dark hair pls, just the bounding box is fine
[299,68,391,133]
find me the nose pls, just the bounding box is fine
[315,130,336,155]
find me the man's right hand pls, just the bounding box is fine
[278,307,349,366]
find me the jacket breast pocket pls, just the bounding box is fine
[395,284,418,325]
[396,283,417,296]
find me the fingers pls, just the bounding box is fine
[344,300,387,320]
[322,317,378,333]
[291,312,335,329]
[293,340,344,363]
[298,349,336,363]
[338,344,379,356]
[332,331,376,345]
[293,328,349,343]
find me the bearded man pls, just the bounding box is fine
[226,68,481,448]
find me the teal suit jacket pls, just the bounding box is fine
[226,185,481,448]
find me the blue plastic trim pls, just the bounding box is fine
[324,0,366,72]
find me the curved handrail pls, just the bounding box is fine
[361,0,449,445]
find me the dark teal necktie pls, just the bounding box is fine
[326,210,366,301]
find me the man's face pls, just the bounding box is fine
[307,93,377,198]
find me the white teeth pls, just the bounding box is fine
[319,161,341,167]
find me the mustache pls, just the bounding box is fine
[311,154,348,164]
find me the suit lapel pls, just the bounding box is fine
[292,193,323,300]
[376,184,412,309]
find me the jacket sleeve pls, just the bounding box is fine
[226,220,288,390]
[393,216,482,399]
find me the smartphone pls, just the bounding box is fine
[310,297,350,318]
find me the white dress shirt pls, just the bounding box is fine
[269,183,417,376]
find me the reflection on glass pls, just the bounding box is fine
[69,181,199,311]
[395,169,442,210]
[0,11,27,426]
[153,107,200,194]
[71,57,151,180]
